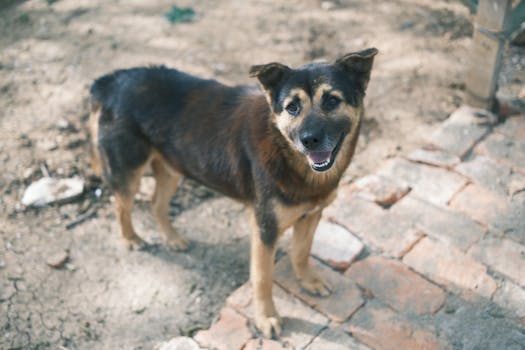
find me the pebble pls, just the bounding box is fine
[155,337,203,350]
[21,177,84,207]
[46,250,69,268]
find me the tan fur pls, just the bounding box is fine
[291,210,331,296]
[114,165,148,249]
[151,158,188,250]
[88,104,102,176]
[249,208,281,337]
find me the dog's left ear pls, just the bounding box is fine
[335,47,378,92]
[249,63,291,92]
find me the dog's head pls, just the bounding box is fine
[249,48,378,172]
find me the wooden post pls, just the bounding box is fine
[465,0,512,110]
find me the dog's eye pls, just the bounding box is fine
[324,96,341,111]
[285,101,300,116]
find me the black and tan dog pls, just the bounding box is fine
[89,48,377,337]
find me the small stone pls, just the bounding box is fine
[37,138,58,151]
[23,167,35,180]
[156,336,203,350]
[56,118,77,132]
[21,177,84,207]
[311,220,364,270]
[321,0,338,10]
[136,176,156,201]
[46,250,69,268]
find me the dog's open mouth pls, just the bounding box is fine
[306,134,344,172]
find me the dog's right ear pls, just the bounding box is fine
[249,63,291,92]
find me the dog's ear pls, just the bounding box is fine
[249,63,291,92]
[335,47,378,92]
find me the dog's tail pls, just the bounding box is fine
[88,100,103,177]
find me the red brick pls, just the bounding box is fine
[475,132,525,174]
[311,220,364,271]
[391,194,485,251]
[428,106,492,158]
[455,155,525,196]
[274,256,364,323]
[306,324,371,350]
[346,300,447,350]
[468,237,525,287]
[243,339,286,350]
[403,237,497,298]
[325,187,385,234]
[377,158,467,207]
[449,183,510,226]
[325,193,423,258]
[226,282,328,348]
[194,307,252,350]
[346,256,445,315]
[407,148,461,168]
[349,174,410,206]
[493,280,525,319]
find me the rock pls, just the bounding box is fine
[46,250,69,268]
[21,177,84,207]
[136,176,156,201]
[156,337,202,350]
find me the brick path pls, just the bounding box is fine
[164,107,525,350]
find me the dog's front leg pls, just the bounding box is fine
[291,209,332,296]
[249,207,282,338]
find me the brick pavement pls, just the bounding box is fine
[177,107,525,349]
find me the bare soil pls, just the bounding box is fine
[1,0,524,349]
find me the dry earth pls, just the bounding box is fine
[1,0,524,349]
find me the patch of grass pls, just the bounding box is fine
[164,5,196,25]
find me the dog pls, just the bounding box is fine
[88,47,377,338]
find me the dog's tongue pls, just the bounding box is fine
[308,151,331,164]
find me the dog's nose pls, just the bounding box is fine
[300,130,323,150]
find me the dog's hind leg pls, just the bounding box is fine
[151,157,189,251]
[291,210,332,296]
[113,164,149,250]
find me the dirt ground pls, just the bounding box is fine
[1,0,524,349]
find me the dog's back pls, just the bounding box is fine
[89,67,265,199]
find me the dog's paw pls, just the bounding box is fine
[254,311,282,338]
[298,269,332,297]
[125,236,149,251]
[165,235,190,251]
